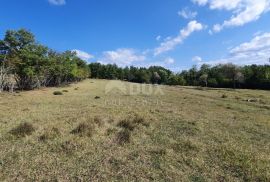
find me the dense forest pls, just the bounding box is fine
[1,29,270,91]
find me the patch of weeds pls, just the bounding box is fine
[189,173,206,182]
[95,96,101,99]
[115,129,131,145]
[53,91,63,95]
[221,94,228,98]
[117,115,150,131]
[71,123,94,137]
[39,127,61,142]
[60,140,81,155]
[117,119,136,131]
[10,122,35,137]
[62,90,69,93]
[106,128,118,136]
[74,87,79,90]
[171,140,198,154]
[150,148,166,169]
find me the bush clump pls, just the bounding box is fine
[116,129,131,145]
[10,122,35,137]
[117,119,136,131]
[95,96,101,99]
[39,127,61,142]
[71,123,94,137]
[117,115,149,131]
[221,94,228,98]
[62,90,69,93]
[53,91,63,95]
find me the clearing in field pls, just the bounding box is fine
[0,79,270,181]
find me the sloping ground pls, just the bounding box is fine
[0,79,269,181]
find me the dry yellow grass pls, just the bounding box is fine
[0,79,269,181]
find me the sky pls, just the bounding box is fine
[1,0,270,71]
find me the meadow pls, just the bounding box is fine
[0,79,269,181]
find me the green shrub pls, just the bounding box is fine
[62,90,69,93]
[53,91,63,95]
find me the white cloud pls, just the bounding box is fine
[178,8,198,19]
[136,57,176,68]
[48,0,66,6]
[202,33,270,65]
[154,21,204,56]
[73,49,94,61]
[192,0,270,32]
[164,57,175,64]
[97,48,146,67]
[192,56,203,63]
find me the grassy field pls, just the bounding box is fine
[0,79,270,181]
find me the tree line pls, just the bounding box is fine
[1,29,269,91]
[0,29,89,91]
[89,63,270,90]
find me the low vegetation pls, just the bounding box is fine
[9,122,35,137]
[0,79,269,181]
[71,123,94,137]
[53,91,63,95]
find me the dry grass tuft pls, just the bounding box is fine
[71,123,94,137]
[39,127,61,142]
[117,119,135,131]
[115,129,131,145]
[117,115,149,131]
[10,122,35,137]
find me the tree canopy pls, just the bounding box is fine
[1,29,269,91]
